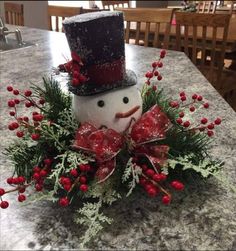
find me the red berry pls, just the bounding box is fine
[160,49,166,58]
[33,173,41,180]
[8,124,14,131]
[8,100,15,107]
[7,177,14,184]
[207,123,215,130]
[171,181,184,191]
[19,187,25,193]
[0,188,5,196]
[13,89,19,95]
[1,201,9,209]
[176,118,182,125]
[146,169,155,177]
[79,176,87,184]
[9,111,15,116]
[44,158,53,166]
[152,173,162,182]
[160,173,167,181]
[64,184,72,191]
[7,86,13,92]
[80,184,88,192]
[35,184,43,191]
[40,169,47,177]
[207,130,214,137]
[18,176,26,183]
[189,106,195,112]
[158,62,163,68]
[162,195,171,205]
[60,177,71,185]
[197,95,203,101]
[201,118,208,124]
[70,169,78,177]
[154,71,159,76]
[24,90,32,97]
[179,111,185,118]
[78,74,87,83]
[181,96,186,101]
[25,101,32,108]
[152,85,157,91]
[192,94,198,100]
[179,91,185,97]
[73,71,80,78]
[12,122,19,129]
[152,62,158,68]
[23,116,29,122]
[33,166,41,173]
[18,194,26,202]
[59,197,69,207]
[16,131,24,138]
[147,187,158,197]
[14,99,20,105]
[39,98,45,105]
[79,164,89,172]
[169,101,179,108]
[31,133,40,141]
[183,121,190,128]
[157,75,162,81]
[214,118,222,125]
[203,103,209,108]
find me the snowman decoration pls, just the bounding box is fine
[62,11,143,132]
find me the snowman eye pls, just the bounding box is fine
[97,100,105,107]
[123,97,129,104]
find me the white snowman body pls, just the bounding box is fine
[72,85,143,133]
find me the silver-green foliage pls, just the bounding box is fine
[122,158,142,197]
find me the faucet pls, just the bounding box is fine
[0,16,23,45]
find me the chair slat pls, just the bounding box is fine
[192,25,197,64]
[201,26,207,68]
[117,8,173,49]
[125,21,131,43]
[184,25,189,56]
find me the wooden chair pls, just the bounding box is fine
[197,1,216,13]
[102,1,130,10]
[175,12,231,93]
[4,2,24,26]
[48,6,82,32]
[117,8,173,49]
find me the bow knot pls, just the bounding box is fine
[73,105,171,182]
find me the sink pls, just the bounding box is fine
[0,38,36,52]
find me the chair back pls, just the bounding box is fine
[4,2,24,26]
[102,1,130,10]
[175,12,230,88]
[48,6,82,32]
[118,8,173,49]
[197,1,216,13]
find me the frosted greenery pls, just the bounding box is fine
[122,158,142,197]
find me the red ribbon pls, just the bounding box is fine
[72,105,171,182]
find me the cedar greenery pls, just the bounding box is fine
[4,77,231,247]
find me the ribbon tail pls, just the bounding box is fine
[95,158,116,184]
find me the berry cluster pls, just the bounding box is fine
[0,157,53,209]
[145,49,166,92]
[58,163,92,207]
[7,86,46,141]
[134,160,184,205]
[169,92,222,137]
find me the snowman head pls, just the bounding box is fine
[73,85,142,133]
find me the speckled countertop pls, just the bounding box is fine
[0,26,236,251]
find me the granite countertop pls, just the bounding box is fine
[0,26,236,250]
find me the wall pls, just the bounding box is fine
[1,1,48,29]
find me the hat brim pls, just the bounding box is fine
[68,69,137,96]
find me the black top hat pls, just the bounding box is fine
[62,11,137,96]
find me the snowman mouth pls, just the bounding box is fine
[115,105,140,119]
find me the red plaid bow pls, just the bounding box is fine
[72,105,171,182]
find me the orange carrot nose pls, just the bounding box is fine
[115,105,140,119]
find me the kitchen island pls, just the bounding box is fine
[0,26,236,250]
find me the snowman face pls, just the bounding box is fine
[72,85,143,132]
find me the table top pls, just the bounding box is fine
[0,26,236,250]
